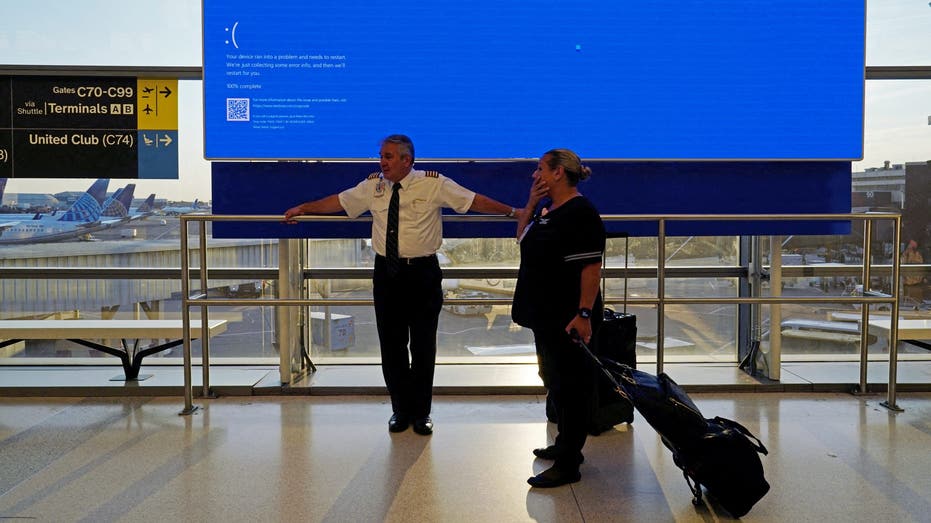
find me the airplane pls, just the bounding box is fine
[100,184,136,224]
[0,179,109,244]
[131,193,158,217]
[160,198,209,215]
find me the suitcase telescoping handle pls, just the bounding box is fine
[603,232,630,315]
[571,330,632,403]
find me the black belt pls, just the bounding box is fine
[376,253,437,265]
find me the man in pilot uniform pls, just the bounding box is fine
[284,134,520,435]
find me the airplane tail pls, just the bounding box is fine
[57,179,109,222]
[137,193,156,213]
[102,184,136,218]
[0,179,7,204]
[117,184,136,212]
[100,187,123,214]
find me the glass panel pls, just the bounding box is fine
[0,1,201,67]
[1,81,213,256]
[3,0,929,380]
[854,81,931,172]
[867,1,931,65]
[760,214,931,362]
[0,281,281,361]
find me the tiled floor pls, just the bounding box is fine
[1,362,929,520]
[1,392,930,522]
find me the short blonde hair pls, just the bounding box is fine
[542,148,591,187]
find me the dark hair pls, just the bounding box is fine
[542,148,591,186]
[382,134,415,162]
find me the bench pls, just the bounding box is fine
[867,319,931,352]
[0,319,228,380]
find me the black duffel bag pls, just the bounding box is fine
[666,416,770,518]
[594,358,770,517]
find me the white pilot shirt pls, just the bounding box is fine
[338,169,476,258]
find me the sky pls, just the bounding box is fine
[0,0,929,200]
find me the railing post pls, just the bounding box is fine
[199,220,213,399]
[179,216,198,415]
[857,218,872,394]
[881,214,903,412]
[657,218,665,374]
[768,235,782,380]
[749,236,763,372]
[277,238,298,384]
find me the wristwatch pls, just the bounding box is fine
[578,307,592,319]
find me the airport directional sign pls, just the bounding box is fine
[0,76,178,179]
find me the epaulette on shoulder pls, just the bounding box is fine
[424,170,440,178]
[366,172,381,180]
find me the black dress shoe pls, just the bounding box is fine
[388,414,409,433]
[412,416,433,435]
[532,446,584,463]
[527,465,581,488]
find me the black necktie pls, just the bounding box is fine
[386,182,401,277]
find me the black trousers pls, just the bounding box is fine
[533,326,595,470]
[373,254,443,418]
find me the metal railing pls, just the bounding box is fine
[179,212,903,414]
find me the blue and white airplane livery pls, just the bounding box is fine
[0,179,109,244]
[101,183,136,223]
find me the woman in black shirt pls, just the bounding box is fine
[512,148,605,488]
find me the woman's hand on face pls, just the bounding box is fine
[526,176,548,209]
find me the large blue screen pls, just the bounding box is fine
[203,1,864,161]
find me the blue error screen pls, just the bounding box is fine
[203,1,864,161]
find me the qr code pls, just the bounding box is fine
[226,98,250,121]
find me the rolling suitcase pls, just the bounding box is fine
[596,232,637,368]
[577,343,770,517]
[588,232,637,434]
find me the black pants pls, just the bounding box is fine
[533,326,595,470]
[373,254,443,418]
